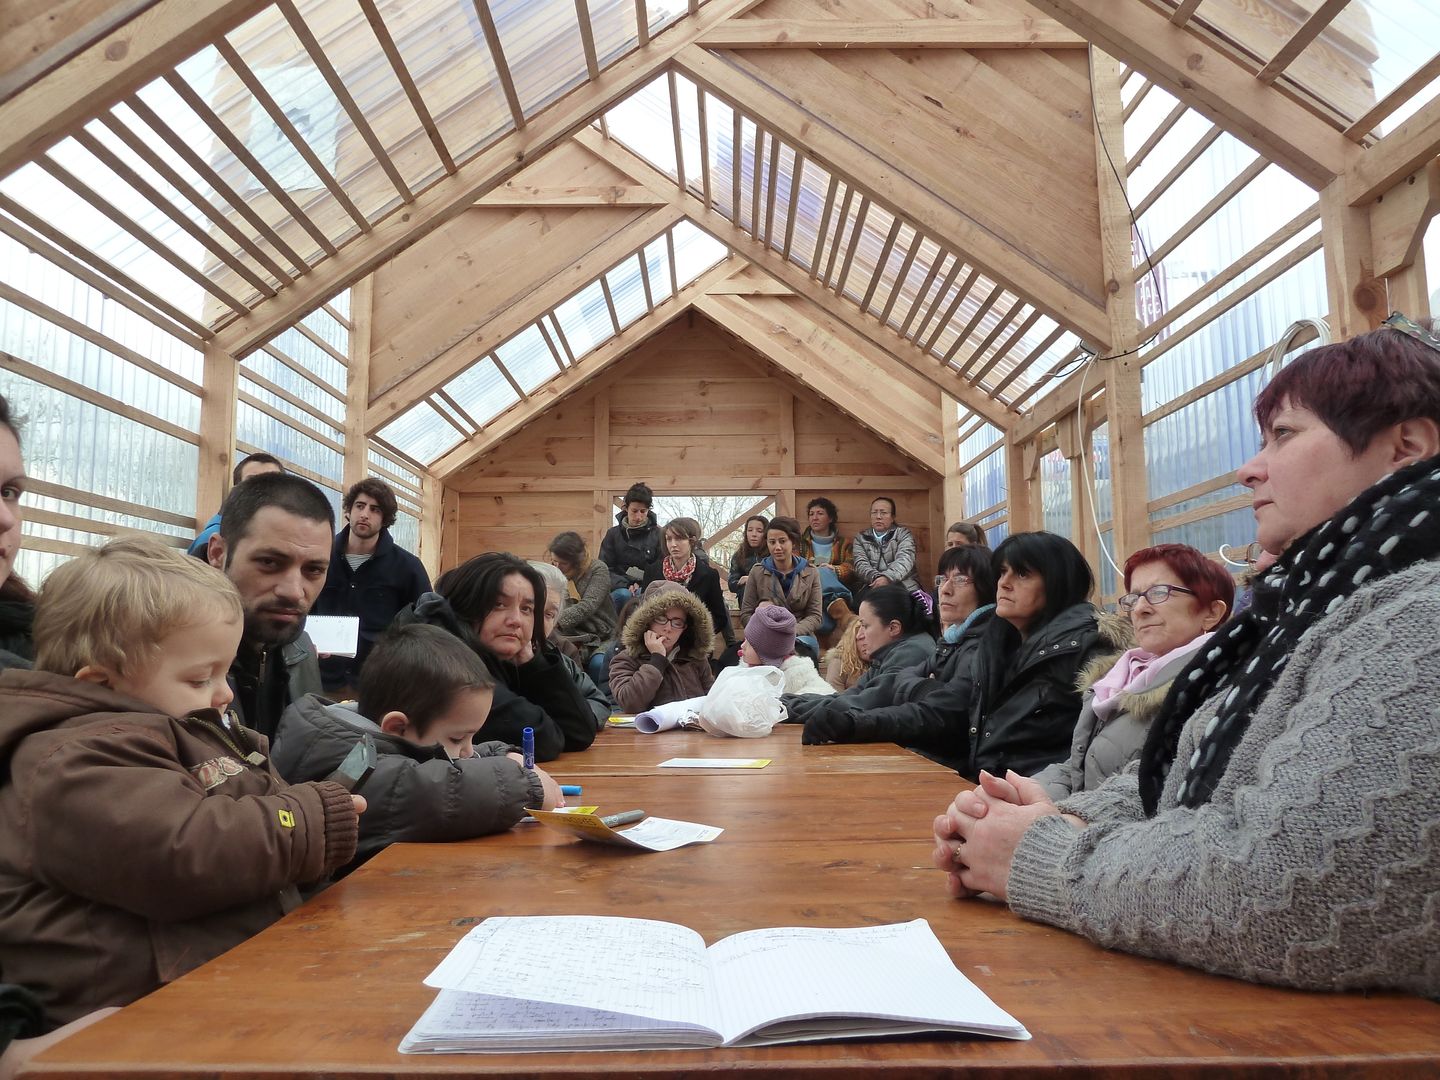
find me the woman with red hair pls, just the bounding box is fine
[1033,544,1232,799]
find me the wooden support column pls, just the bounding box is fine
[1004,435,1036,533]
[1092,50,1149,568]
[196,341,238,525]
[777,389,795,519]
[1370,159,1440,319]
[1321,178,1387,339]
[593,388,612,552]
[941,393,965,527]
[419,473,443,581]
[343,275,373,491]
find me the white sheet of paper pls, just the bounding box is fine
[612,817,723,851]
[658,757,771,769]
[304,615,360,657]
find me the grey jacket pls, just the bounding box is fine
[1009,558,1440,997]
[851,525,918,591]
[1033,639,1203,800]
[271,696,543,871]
[561,651,610,730]
[556,559,617,656]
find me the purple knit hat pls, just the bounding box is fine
[744,605,796,666]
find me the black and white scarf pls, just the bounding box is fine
[1139,453,1440,815]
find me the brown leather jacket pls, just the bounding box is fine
[0,670,359,1026]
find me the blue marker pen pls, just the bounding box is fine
[560,785,582,796]
[521,727,535,770]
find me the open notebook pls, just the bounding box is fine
[399,916,1028,1052]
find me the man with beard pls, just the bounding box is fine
[313,478,430,694]
[206,473,333,739]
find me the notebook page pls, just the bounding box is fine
[423,916,718,1029]
[706,920,1027,1044]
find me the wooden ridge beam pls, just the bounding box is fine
[1022,0,1358,188]
[674,46,1113,348]
[696,293,945,475]
[366,203,685,431]
[1346,95,1440,207]
[0,0,267,180]
[456,474,937,494]
[475,185,669,207]
[578,129,1016,428]
[696,19,1087,49]
[213,0,765,359]
[430,258,736,478]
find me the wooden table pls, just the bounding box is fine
[28,725,1440,1078]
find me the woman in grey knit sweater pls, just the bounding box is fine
[933,323,1440,998]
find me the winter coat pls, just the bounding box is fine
[728,546,766,595]
[1032,638,1203,800]
[598,509,663,592]
[609,583,716,713]
[777,655,834,696]
[784,629,935,725]
[0,597,33,665]
[0,670,358,1026]
[852,525,919,591]
[391,593,596,759]
[271,696,544,870]
[227,632,323,742]
[314,527,432,691]
[799,529,855,588]
[740,559,824,638]
[963,604,1131,781]
[643,555,733,644]
[555,558,617,656]
[560,651,610,730]
[800,608,995,770]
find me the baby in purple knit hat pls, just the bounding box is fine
[741,605,833,696]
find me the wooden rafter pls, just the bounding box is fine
[675,46,1113,346]
[696,20,1085,49]
[355,0,455,174]
[1343,55,1440,142]
[1255,0,1351,86]
[472,0,526,130]
[216,0,764,358]
[0,0,268,180]
[1024,0,1359,188]
[1346,95,1440,206]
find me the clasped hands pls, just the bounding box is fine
[930,770,1083,901]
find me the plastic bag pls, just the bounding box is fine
[697,665,788,738]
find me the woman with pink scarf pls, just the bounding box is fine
[1033,544,1233,799]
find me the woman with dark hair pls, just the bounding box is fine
[727,514,769,596]
[609,580,716,713]
[393,552,597,759]
[740,515,823,656]
[800,547,998,767]
[935,319,1440,997]
[852,496,919,594]
[642,518,734,647]
[1034,543,1232,799]
[952,532,1128,781]
[800,497,855,633]
[545,530,617,667]
[0,394,33,669]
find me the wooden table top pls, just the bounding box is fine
[28,724,1440,1078]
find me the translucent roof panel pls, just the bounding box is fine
[377,399,463,464]
[494,323,558,394]
[553,279,615,359]
[448,355,520,426]
[605,260,649,330]
[670,220,727,284]
[494,0,588,118]
[642,236,674,304]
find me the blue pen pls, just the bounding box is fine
[560,785,582,796]
[521,727,535,770]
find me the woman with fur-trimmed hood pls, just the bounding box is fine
[1033,543,1233,800]
[608,580,716,713]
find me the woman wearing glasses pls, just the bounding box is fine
[1033,544,1232,799]
[799,546,997,770]
[934,321,1440,996]
[609,580,716,713]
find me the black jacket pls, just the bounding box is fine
[392,593,596,760]
[227,633,324,742]
[642,555,734,644]
[314,527,431,691]
[598,510,663,591]
[801,607,996,770]
[961,604,1129,781]
[0,598,33,667]
[784,630,934,725]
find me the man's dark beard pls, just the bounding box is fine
[242,606,305,649]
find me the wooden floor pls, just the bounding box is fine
[27,724,1440,1078]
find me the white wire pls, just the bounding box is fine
[1074,351,1125,580]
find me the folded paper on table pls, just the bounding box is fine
[606,715,637,728]
[399,916,1029,1053]
[658,758,770,769]
[526,810,722,851]
[634,697,704,734]
[304,615,360,658]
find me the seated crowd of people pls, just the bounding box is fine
[0,319,1435,1061]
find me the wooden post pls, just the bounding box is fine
[777,388,795,520]
[343,274,373,491]
[1320,177,1387,339]
[593,388,611,552]
[940,392,964,526]
[419,472,443,580]
[1092,50,1150,567]
[196,341,237,525]
[1004,434,1035,533]
[1369,159,1440,319]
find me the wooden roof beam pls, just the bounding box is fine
[1022,0,1359,188]
[0,0,268,180]
[675,47,1114,349]
[695,20,1087,49]
[213,0,765,359]
[429,259,736,478]
[1346,95,1440,207]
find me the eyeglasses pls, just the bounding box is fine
[1117,584,1197,612]
[649,616,687,630]
[1382,312,1440,354]
[934,574,973,591]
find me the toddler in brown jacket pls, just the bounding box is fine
[0,537,361,1029]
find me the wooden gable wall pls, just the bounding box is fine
[442,312,943,580]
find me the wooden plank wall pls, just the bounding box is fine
[445,314,941,577]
